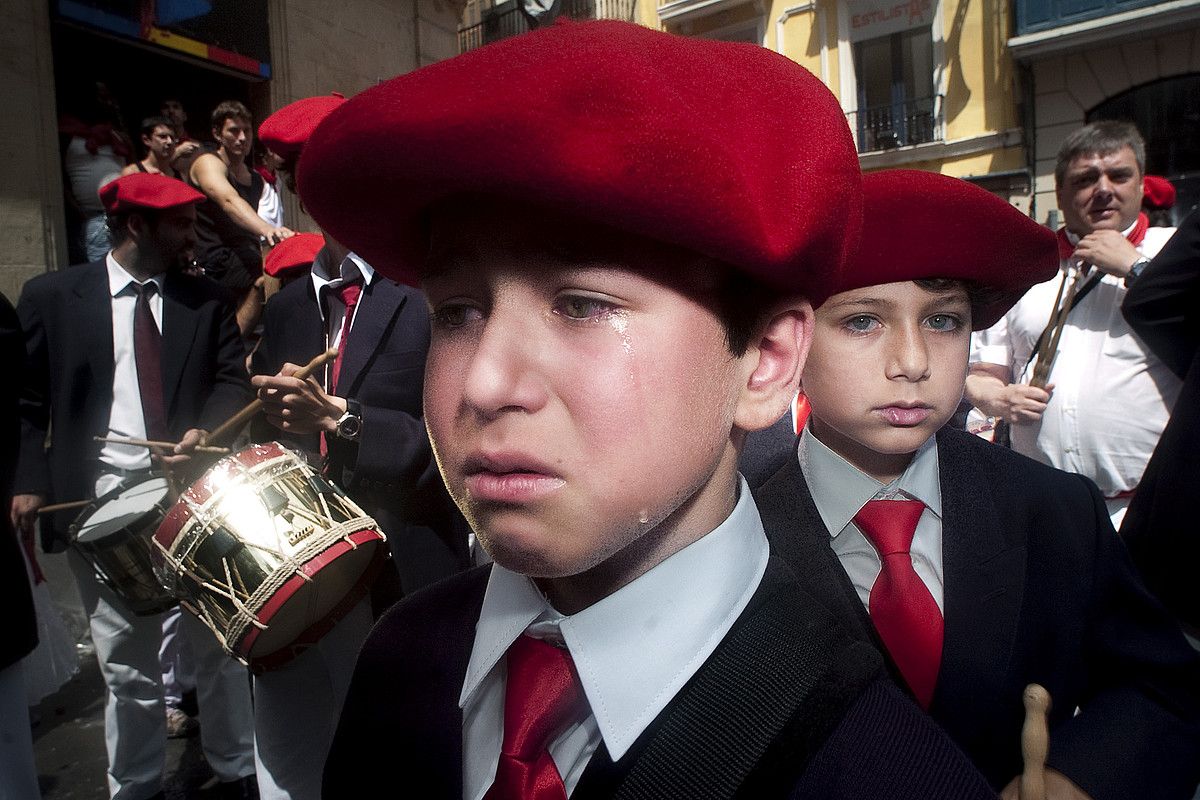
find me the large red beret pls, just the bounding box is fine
[264,232,325,277]
[98,173,204,214]
[259,94,346,162]
[838,170,1059,329]
[1142,175,1176,210]
[298,20,861,300]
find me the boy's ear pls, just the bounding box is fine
[733,298,813,434]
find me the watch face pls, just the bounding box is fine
[339,414,362,439]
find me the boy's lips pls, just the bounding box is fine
[461,451,565,503]
[874,403,933,427]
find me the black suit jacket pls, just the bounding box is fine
[324,555,998,800]
[15,260,251,547]
[751,426,1200,799]
[2,294,37,668]
[251,273,469,596]
[1121,208,1200,628]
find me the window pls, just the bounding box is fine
[852,27,937,151]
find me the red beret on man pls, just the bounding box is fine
[1142,175,1176,210]
[259,93,346,163]
[98,173,205,214]
[837,170,1059,329]
[264,232,325,278]
[298,20,861,301]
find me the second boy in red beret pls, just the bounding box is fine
[750,169,1200,800]
[301,22,996,799]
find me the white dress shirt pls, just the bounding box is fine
[797,426,945,613]
[972,224,1181,499]
[309,249,375,390]
[459,477,769,800]
[98,253,164,488]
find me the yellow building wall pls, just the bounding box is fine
[647,0,1024,185]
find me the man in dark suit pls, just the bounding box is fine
[11,174,257,800]
[746,170,1200,800]
[242,97,470,800]
[1121,206,1200,631]
[0,293,40,799]
[304,21,996,799]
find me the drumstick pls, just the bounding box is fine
[93,436,231,455]
[1031,268,1082,389]
[37,499,93,515]
[1019,683,1052,800]
[205,347,339,445]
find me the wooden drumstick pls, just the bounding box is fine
[37,499,93,515]
[1020,683,1052,800]
[205,347,338,445]
[1032,268,1083,389]
[93,436,231,455]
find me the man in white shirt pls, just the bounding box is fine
[967,121,1181,526]
[12,174,258,800]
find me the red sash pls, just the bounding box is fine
[1056,212,1149,261]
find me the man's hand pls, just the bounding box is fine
[253,363,348,435]
[262,227,295,247]
[1073,230,1142,278]
[159,428,209,467]
[10,493,45,540]
[1000,768,1094,800]
[966,368,1054,424]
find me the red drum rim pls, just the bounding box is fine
[237,527,387,672]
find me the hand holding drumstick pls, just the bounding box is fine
[999,684,1094,800]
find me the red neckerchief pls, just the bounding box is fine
[1057,212,1149,261]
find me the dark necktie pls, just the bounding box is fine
[133,281,169,441]
[485,635,584,800]
[854,498,943,709]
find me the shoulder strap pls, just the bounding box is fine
[1020,270,1104,379]
[605,561,884,800]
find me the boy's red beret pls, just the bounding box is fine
[298,20,861,300]
[837,170,1059,329]
[1142,175,1176,210]
[264,232,325,277]
[99,173,205,214]
[259,94,346,162]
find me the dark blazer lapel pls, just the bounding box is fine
[75,262,116,396]
[754,457,878,644]
[160,274,202,417]
[336,278,407,396]
[930,428,1026,721]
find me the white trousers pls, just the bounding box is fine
[159,607,195,709]
[69,551,256,800]
[0,661,40,800]
[252,600,373,800]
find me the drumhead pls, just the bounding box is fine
[75,477,172,543]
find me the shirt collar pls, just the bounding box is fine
[106,252,162,297]
[797,425,941,537]
[459,476,769,761]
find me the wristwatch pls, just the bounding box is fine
[335,398,363,442]
[1125,257,1152,287]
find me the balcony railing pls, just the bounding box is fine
[458,0,637,52]
[847,95,943,154]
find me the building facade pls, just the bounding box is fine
[1010,0,1200,225]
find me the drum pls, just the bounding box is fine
[153,442,386,671]
[71,476,178,615]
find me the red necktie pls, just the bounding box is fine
[133,282,169,441]
[485,635,584,800]
[1056,211,1148,261]
[321,282,362,461]
[854,498,943,709]
[329,281,362,395]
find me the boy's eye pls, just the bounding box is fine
[844,315,880,333]
[431,303,483,328]
[553,295,615,321]
[924,314,961,332]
